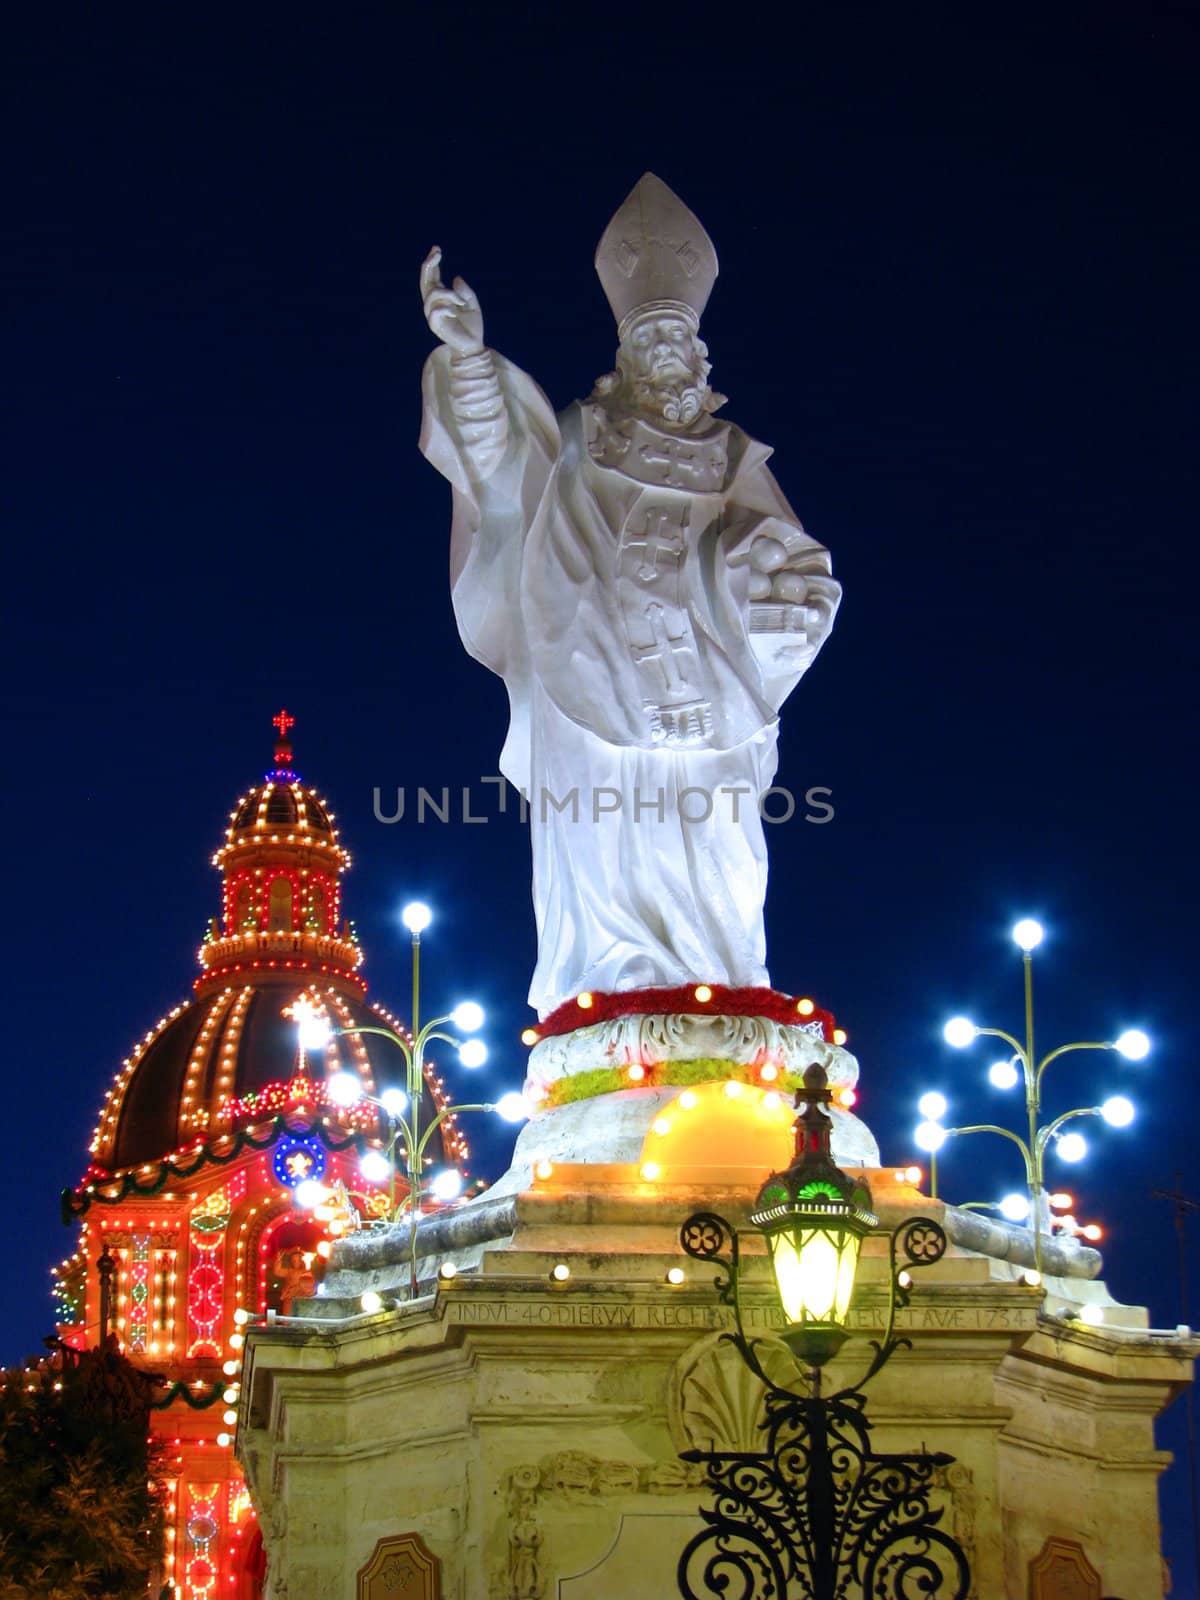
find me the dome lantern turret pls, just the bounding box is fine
[199,711,361,996]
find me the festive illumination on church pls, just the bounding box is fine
[55,714,467,1598]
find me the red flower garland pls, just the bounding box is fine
[534,983,836,1043]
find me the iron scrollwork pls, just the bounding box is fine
[676,1209,969,1599]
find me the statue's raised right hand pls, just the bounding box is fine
[420,246,485,358]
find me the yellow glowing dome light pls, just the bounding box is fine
[796,998,815,1016]
[694,985,713,1003]
[640,1161,661,1181]
[724,1080,743,1099]
[759,1063,778,1082]
[534,1159,554,1181]
[679,1090,698,1110]
[832,1028,847,1046]
[652,1117,671,1136]
[521,1028,539,1046]
[577,992,594,1010]
[627,1062,646,1081]
[750,1062,877,1367]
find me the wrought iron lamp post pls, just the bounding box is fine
[678,1063,970,1600]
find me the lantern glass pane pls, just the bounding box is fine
[834,1231,862,1323]
[773,1227,839,1324]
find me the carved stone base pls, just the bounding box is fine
[242,1168,1194,1599]
[525,1009,857,1094]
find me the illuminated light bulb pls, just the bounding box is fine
[379,1087,408,1117]
[897,1270,912,1289]
[228,1333,244,1350]
[796,998,815,1016]
[694,985,713,1003]
[452,1001,485,1033]
[1056,1132,1088,1163]
[297,1009,332,1051]
[495,1091,531,1123]
[759,1063,778,1083]
[1021,1269,1042,1287]
[724,1080,742,1099]
[1078,1303,1104,1326]
[223,1387,239,1403]
[841,1088,858,1108]
[892,1170,907,1184]
[679,1090,697,1110]
[458,1039,488,1069]
[627,1063,645,1082]
[233,1308,249,1326]
[431,1169,464,1202]
[521,1028,540,1046]
[1101,1095,1135,1128]
[999,1192,1031,1223]
[551,1263,570,1282]
[1048,1192,1073,1210]
[1011,918,1044,951]
[914,1121,947,1152]
[223,1409,238,1426]
[360,1291,383,1314]
[535,1160,554,1181]
[832,1028,847,1046]
[217,1433,231,1448]
[918,1091,947,1122]
[989,1059,1020,1090]
[326,1072,362,1107]
[652,1117,671,1136]
[222,1360,240,1376]
[904,1166,922,1185]
[1114,1029,1150,1061]
[944,1017,977,1048]
[294,1179,330,1209]
[401,902,432,934]
[666,1267,686,1285]
[640,1162,661,1181]
[1081,1223,1103,1242]
[577,992,594,1010]
[762,1091,781,1111]
[360,1151,391,1183]
[438,1262,458,1281]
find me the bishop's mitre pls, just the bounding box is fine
[595,172,718,340]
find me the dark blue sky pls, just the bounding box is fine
[4,1,1198,1577]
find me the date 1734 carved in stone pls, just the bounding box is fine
[420,174,840,1017]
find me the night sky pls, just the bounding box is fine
[5,2,1198,1578]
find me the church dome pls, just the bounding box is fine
[86,714,464,1177]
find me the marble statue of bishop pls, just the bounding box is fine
[420,174,841,1018]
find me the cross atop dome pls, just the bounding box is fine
[271,707,297,778]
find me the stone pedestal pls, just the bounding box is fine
[239,1159,1194,1599]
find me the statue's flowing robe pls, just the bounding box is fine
[421,347,838,1018]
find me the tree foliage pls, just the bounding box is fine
[0,1338,165,1599]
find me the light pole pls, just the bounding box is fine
[293,901,528,1294]
[914,918,1148,1278]
[678,1063,970,1599]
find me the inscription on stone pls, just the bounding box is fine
[446,1297,1035,1334]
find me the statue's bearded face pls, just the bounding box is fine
[599,311,716,427]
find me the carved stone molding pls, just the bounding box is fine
[669,1328,802,1454]
[935,1460,978,1599]
[498,1449,707,1599]
[526,1012,857,1092]
[357,1532,440,1599]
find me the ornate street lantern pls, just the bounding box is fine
[677,1063,970,1599]
[750,1062,877,1366]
